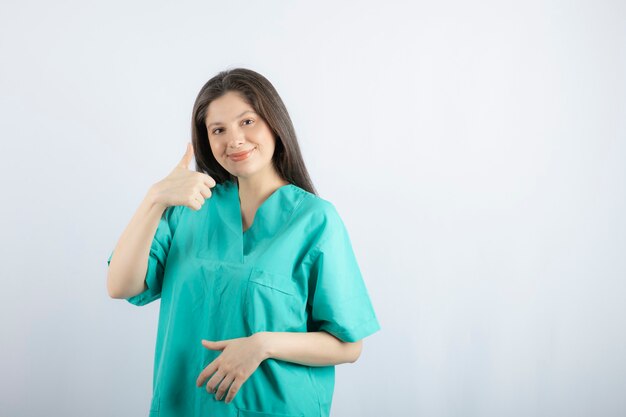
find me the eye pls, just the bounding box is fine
[210,119,254,135]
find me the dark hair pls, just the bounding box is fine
[191,67,317,195]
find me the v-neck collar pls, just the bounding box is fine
[217,180,306,262]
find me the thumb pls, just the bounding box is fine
[201,339,227,351]
[178,142,194,169]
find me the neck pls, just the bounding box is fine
[236,169,289,212]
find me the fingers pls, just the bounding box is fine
[206,372,241,404]
[214,374,236,402]
[198,188,212,200]
[196,361,218,388]
[204,174,217,188]
[196,357,245,404]
[186,191,210,211]
[205,369,226,394]
[192,174,215,203]
[188,194,204,211]
[159,144,216,209]
[184,179,209,210]
[203,339,230,350]
[223,379,242,404]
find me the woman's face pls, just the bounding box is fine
[205,91,278,181]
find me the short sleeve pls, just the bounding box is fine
[107,205,182,307]
[306,205,381,342]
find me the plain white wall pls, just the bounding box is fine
[1,0,625,416]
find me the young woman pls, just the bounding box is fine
[106,68,380,417]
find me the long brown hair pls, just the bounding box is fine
[190,68,317,195]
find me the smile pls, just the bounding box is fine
[228,148,255,162]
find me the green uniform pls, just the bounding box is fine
[107,180,381,417]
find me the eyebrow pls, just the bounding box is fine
[206,110,257,129]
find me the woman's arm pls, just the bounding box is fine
[107,187,168,299]
[254,331,363,366]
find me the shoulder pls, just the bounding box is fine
[292,185,341,222]
[290,185,349,247]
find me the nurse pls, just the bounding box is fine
[107,68,381,417]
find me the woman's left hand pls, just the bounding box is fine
[196,334,268,404]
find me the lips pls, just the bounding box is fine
[228,148,255,161]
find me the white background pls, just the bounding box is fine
[1,0,625,416]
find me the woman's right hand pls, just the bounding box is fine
[150,142,217,211]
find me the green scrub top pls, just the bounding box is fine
[107,180,381,417]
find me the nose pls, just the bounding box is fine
[226,128,246,149]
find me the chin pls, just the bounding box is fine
[230,169,256,179]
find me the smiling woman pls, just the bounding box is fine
[203,91,283,209]
[106,67,381,417]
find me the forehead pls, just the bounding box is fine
[204,91,255,125]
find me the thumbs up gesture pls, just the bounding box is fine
[151,143,217,211]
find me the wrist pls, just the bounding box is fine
[146,184,168,211]
[252,331,273,361]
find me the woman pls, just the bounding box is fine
[106,68,380,417]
